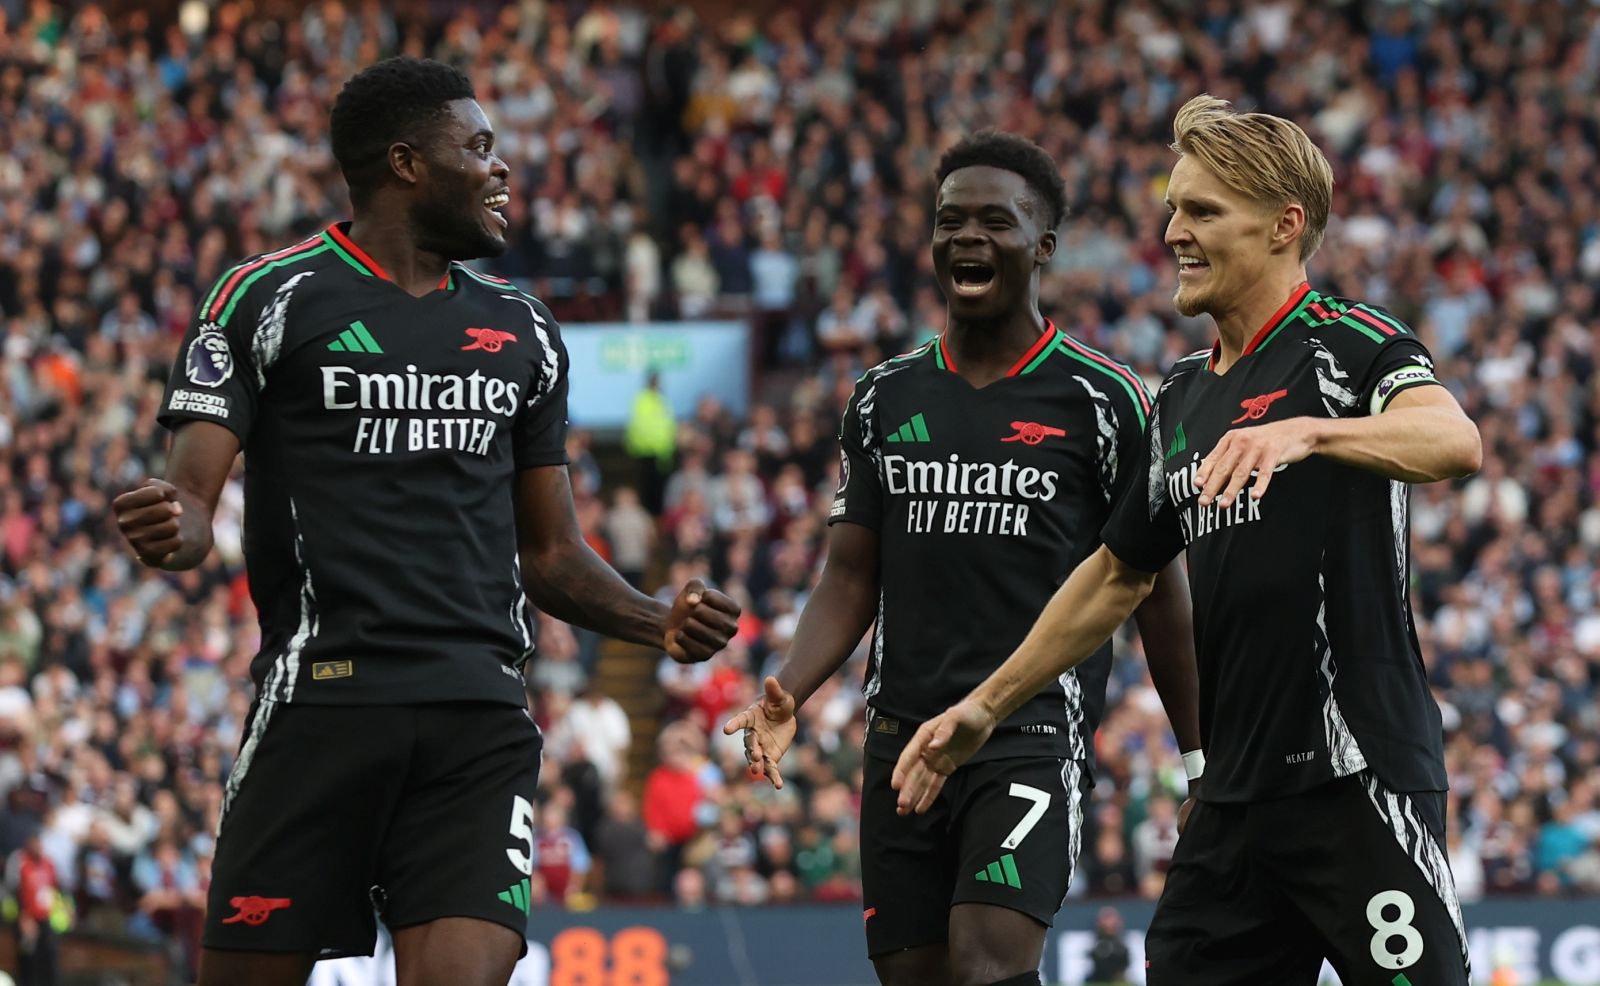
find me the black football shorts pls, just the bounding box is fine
[860,753,1087,958]
[1146,771,1469,986]
[203,701,542,957]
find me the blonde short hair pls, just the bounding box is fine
[1170,94,1334,262]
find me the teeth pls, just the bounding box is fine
[484,193,510,208]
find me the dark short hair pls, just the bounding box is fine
[935,131,1068,230]
[330,57,476,204]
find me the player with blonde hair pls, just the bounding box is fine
[894,95,1480,986]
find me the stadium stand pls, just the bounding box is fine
[0,0,1597,979]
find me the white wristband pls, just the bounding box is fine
[1182,750,1206,782]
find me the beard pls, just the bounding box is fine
[410,184,507,262]
[1173,282,1209,318]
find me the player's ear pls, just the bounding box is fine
[1272,202,1307,256]
[1035,229,1057,268]
[388,141,423,188]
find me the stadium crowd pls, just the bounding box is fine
[0,0,1598,972]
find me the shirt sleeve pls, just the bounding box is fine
[157,274,263,442]
[1364,337,1441,415]
[1105,370,1156,508]
[514,300,572,470]
[828,375,882,530]
[1313,302,1442,416]
[1100,391,1186,574]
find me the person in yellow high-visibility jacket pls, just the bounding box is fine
[624,371,676,515]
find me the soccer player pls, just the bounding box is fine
[723,132,1200,986]
[894,96,1482,986]
[110,58,739,986]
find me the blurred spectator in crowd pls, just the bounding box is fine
[1087,906,1132,986]
[6,830,63,986]
[532,802,590,908]
[592,790,655,901]
[643,722,713,897]
[1130,794,1179,897]
[604,487,655,589]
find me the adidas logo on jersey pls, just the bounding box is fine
[497,878,532,914]
[885,413,931,443]
[973,852,1022,889]
[1164,423,1187,461]
[327,321,384,354]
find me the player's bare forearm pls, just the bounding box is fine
[159,488,217,570]
[1198,387,1481,508]
[114,421,237,570]
[519,539,669,646]
[970,545,1155,723]
[777,522,879,706]
[161,421,240,567]
[513,465,741,660]
[1133,558,1202,754]
[1309,388,1482,483]
[514,465,670,646]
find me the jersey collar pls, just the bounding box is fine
[1206,281,1312,372]
[937,320,1060,377]
[323,222,454,291]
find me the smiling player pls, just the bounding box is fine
[895,96,1481,986]
[112,57,739,986]
[725,132,1200,986]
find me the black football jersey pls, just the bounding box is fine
[832,324,1153,765]
[159,223,569,707]
[1102,283,1448,801]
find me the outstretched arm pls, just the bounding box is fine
[1196,386,1482,509]
[774,522,880,706]
[723,521,879,788]
[892,544,1156,813]
[514,465,738,661]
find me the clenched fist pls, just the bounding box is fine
[112,478,188,568]
[663,578,741,663]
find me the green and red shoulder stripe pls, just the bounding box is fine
[1299,292,1410,343]
[1053,328,1153,427]
[200,234,329,326]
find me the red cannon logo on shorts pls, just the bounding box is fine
[1231,388,1289,423]
[222,896,293,925]
[1002,421,1067,445]
[461,327,518,353]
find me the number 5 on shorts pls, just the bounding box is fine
[506,795,535,875]
[1001,783,1050,850]
[1366,889,1424,970]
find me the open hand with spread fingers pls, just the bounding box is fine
[722,676,798,789]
